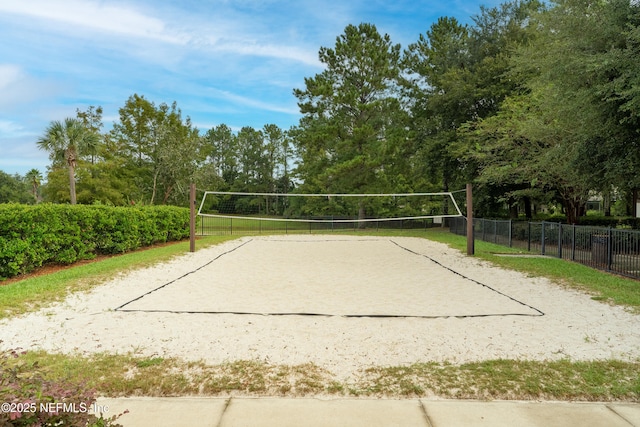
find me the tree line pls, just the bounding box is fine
[3,0,639,223]
[21,99,295,207]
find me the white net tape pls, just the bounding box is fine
[198,191,463,223]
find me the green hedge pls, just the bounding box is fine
[527,214,640,229]
[577,216,640,229]
[0,204,190,279]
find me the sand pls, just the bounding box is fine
[1,235,638,380]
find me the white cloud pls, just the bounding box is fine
[213,41,320,67]
[0,120,26,137]
[0,0,186,44]
[209,88,299,116]
[0,64,21,89]
[0,131,50,175]
[0,64,62,113]
[0,0,322,67]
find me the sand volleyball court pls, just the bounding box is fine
[1,235,638,380]
[116,236,542,318]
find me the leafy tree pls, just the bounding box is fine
[76,105,104,164]
[405,1,544,215]
[273,125,296,195]
[584,0,640,212]
[477,0,640,222]
[468,0,545,113]
[463,92,581,219]
[152,107,203,205]
[203,124,238,189]
[235,126,266,193]
[455,1,546,217]
[293,23,407,219]
[112,94,160,166]
[261,124,293,214]
[0,171,31,203]
[74,105,134,205]
[24,169,42,203]
[262,124,284,193]
[36,118,101,204]
[75,161,130,206]
[403,16,473,196]
[111,95,202,205]
[110,94,161,203]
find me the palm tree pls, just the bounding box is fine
[36,118,101,204]
[24,168,42,203]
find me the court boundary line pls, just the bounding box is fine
[113,308,543,319]
[114,236,544,318]
[389,239,545,317]
[114,239,254,311]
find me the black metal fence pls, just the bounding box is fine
[450,217,640,280]
[198,215,441,235]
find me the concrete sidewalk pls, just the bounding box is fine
[95,397,640,427]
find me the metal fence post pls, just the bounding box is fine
[189,183,196,252]
[509,220,513,248]
[528,221,531,252]
[482,219,486,241]
[541,221,546,255]
[467,183,474,255]
[558,223,563,259]
[571,224,576,261]
[607,227,613,271]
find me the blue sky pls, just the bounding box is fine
[0,0,500,176]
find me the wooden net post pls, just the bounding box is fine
[190,183,196,253]
[467,183,474,256]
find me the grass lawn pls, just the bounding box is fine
[8,351,639,401]
[1,229,639,401]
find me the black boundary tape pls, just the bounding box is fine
[114,238,254,311]
[114,308,542,319]
[388,239,545,317]
[114,237,544,318]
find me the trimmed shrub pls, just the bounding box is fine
[621,217,640,229]
[525,214,640,230]
[0,204,190,279]
[577,216,620,228]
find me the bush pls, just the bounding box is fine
[578,216,640,229]
[0,204,190,279]
[528,213,640,230]
[532,213,566,223]
[0,349,125,426]
[617,217,640,229]
[577,216,620,228]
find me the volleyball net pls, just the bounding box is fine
[197,191,464,235]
